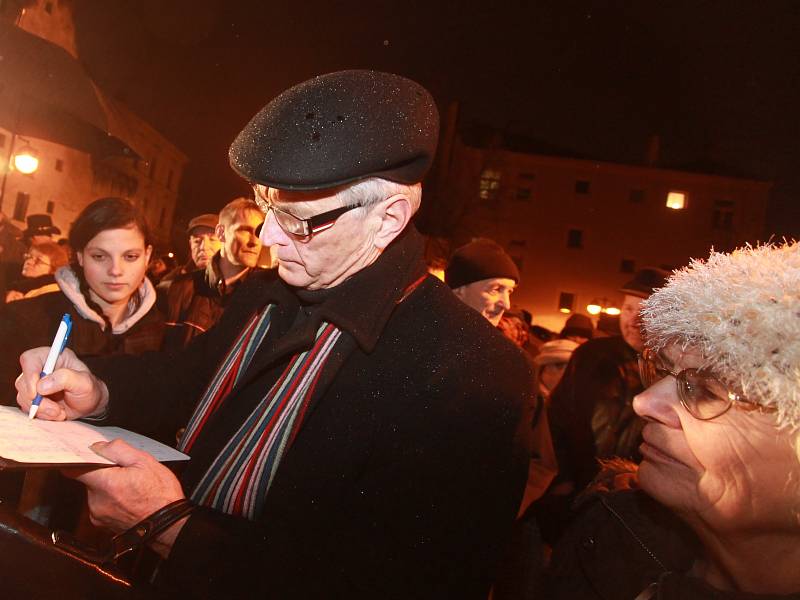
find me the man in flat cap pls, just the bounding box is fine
[162,198,264,350]
[446,238,520,326]
[539,267,669,544]
[15,71,531,598]
[159,213,222,289]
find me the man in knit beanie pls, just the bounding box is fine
[445,238,520,326]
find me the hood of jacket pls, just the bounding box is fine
[54,266,157,334]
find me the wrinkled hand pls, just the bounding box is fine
[15,347,109,421]
[70,439,187,555]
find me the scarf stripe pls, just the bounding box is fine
[183,305,342,520]
[179,307,275,453]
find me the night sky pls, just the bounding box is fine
[71,0,800,237]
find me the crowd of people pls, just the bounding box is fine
[0,70,798,599]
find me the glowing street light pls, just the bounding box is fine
[13,147,39,174]
[586,298,620,316]
[586,302,602,315]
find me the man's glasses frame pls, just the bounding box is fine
[637,348,773,421]
[23,253,51,268]
[253,187,362,239]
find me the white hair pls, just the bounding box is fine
[641,241,800,430]
[334,178,422,215]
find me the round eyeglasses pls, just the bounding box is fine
[23,253,51,268]
[637,348,771,421]
[252,186,361,239]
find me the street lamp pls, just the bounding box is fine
[13,145,39,174]
[585,298,620,315]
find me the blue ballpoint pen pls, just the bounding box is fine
[28,313,73,419]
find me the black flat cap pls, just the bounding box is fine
[620,267,670,299]
[229,70,440,191]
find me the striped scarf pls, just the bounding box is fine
[178,304,342,519]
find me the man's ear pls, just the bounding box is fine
[215,223,226,243]
[373,194,412,250]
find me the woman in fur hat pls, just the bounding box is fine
[547,241,800,599]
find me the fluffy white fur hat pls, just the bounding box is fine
[641,241,800,429]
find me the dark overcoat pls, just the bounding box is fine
[91,227,532,599]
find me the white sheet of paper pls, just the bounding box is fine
[0,406,189,465]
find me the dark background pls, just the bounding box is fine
[71,0,800,237]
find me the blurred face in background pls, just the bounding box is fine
[188,226,221,269]
[21,248,54,278]
[453,277,516,326]
[217,209,263,268]
[540,362,569,394]
[620,294,645,351]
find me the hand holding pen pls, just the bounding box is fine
[28,313,72,419]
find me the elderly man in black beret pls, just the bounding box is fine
[15,71,532,599]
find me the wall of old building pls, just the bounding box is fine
[447,142,770,332]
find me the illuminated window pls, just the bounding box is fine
[558,292,575,314]
[666,191,687,210]
[479,169,502,200]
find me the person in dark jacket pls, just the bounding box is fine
[161,198,265,350]
[14,71,531,599]
[547,242,800,599]
[158,213,221,289]
[0,197,164,404]
[540,267,669,546]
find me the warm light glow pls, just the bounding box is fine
[13,151,39,174]
[167,252,175,258]
[666,191,686,210]
[428,267,445,282]
[559,307,571,314]
[605,307,621,316]
[586,303,602,315]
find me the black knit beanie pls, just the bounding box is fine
[445,239,520,289]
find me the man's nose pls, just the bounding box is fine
[498,290,511,310]
[260,210,288,246]
[632,376,682,427]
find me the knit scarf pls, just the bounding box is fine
[178,304,342,519]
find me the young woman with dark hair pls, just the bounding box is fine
[0,197,165,404]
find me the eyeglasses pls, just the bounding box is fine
[252,187,362,239]
[23,253,51,268]
[637,349,772,421]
